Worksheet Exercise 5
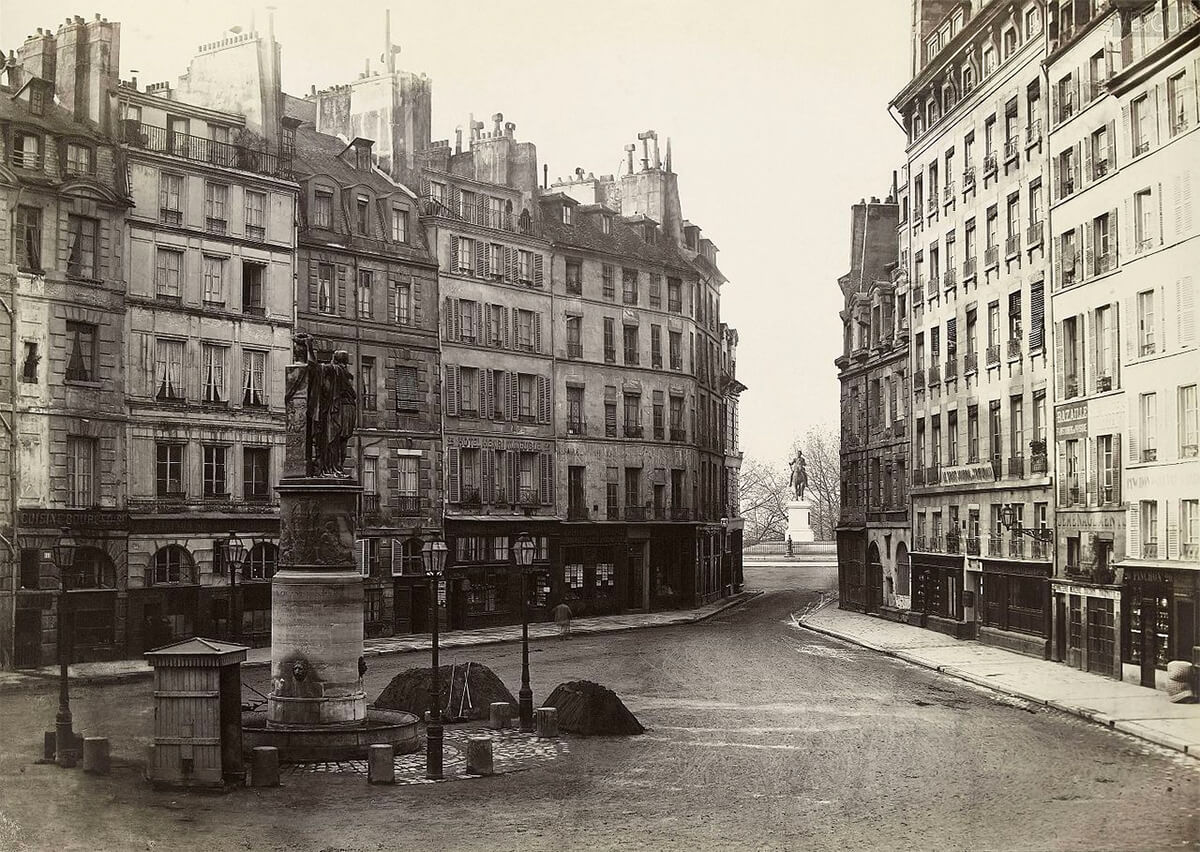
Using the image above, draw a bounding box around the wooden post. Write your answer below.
[536,706,558,738]
[466,737,493,775]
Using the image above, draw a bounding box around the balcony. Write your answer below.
[966,537,981,556]
[1134,138,1151,157]
[1007,337,1023,360]
[1096,374,1113,393]
[962,167,976,191]
[1008,538,1026,559]
[983,153,998,176]
[361,392,377,411]
[670,358,683,372]
[1058,96,1076,124]
[604,349,616,364]
[1026,120,1042,147]
[928,363,941,385]
[670,427,686,442]
[927,197,939,216]
[963,351,978,374]
[121,120,292,178]
[624,351,640,366]
[567,504,589,521]
[943,268,957,290]
[625,506,649,521]
[1183,443,1199,459]
[567,342,583,359]
[1068,483,1082,505]
[460,488,482,509]
[1142,447,1158,462]
[567,419,588,437]
[1005,233,1021,257]
[605,422,617,438]
[1095,251,1115,275]
[988,536,1004,557]
[944,358,958,381]
[924,465,941,485]
[1093,158,1110,180]
[1140,338,1157,356]
[984,245,999,269]
[565,278,582,295]
[1142,541,1159,559]
[1008,455,1025,478]
[913,467,926,487]
[929,535,945,553]
[911,283,924,304]
[914,367,926,388]
[945,535,963,555]
[395,495,421,516]
[362,493,380,515]
[991,457,1003,480]
[624,424,644,439]
[962,257,977,281]
[670,507,692,521]
[986,343,1000,367]
[519,489,540,507]
[1030,539,1050,561]
[943,184,955,204]
[1027,220,1044,247]
[1031,451,1048,474]
[1004,138,1020,162]
[914,535,929,552]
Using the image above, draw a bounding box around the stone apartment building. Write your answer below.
[835,195,908,617]
[893,0,1056,656]
[117,28,297,653]
[284,95,442,639]
[1,18,132,668]
[1045,0,1199,686]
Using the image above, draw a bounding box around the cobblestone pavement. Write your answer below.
[286,729,567,782]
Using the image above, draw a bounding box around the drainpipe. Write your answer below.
[1,278,17,670]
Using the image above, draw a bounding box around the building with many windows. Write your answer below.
[1046,0,1199,686]
[1,17,133,667]
[835,195,907,616]
[117,29,297,653]
[893,0,1056,655]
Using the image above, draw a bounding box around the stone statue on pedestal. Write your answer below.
[789,450,808,501]
[286,333,358,477]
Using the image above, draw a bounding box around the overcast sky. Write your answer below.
[4,0,911,466]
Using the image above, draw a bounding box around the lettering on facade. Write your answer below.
[446,435,552,452]
[1057,511,1120,531]
[939,462,995,484]
[1055,402,1088,440]
[19,508,130,530]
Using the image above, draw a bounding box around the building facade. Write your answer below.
[1,18,132,667]
[894,0,1056,656]
[1047,0,1199,686]
[836,196,908,615]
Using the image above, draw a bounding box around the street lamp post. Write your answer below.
[218,532,248,641]
[421,536,449,780]
[512,532,536,733]
[52,527,78,768]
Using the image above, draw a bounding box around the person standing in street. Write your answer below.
[553,602,573,640]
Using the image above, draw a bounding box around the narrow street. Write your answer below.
[1,564,1196,851]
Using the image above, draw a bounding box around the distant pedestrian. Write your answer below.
[787,535,794,558]
[553,602,573,640]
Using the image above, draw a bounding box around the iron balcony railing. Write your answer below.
[670,427,686,442]
[943,184,955,203]
[943,268,957,289]
[1097,374,1114,393]
[911,283,924,304]
[962,257,977,281]
[913,467,926,487]
[519,489,540,507]
[567,504,589,521]
[1008,337,1023,360]
[928,197,939,215]
[625,506,649,521]
[964,351,978,374]
[1027,220,1044,247]
[566,419,587,437]
[418,195,541,237]
[624,424,644,439]
[985,245,999,268]
[1006,233,1021,256]
[928,363,941,385]
[914,367,926,388]
[991,458,1003,480]
[966,537,981,556]
[915,535,929,551]
[1008,455,1025,478]
[986,343,1001,366]
[1095,251,1115,275]
[362,493,380,514]
[1031,452,1048,474]
[567,342,583,358]
[395,495,421,516]
[121,120,292,179]
[988,536,1004,556]
[962,167,976,190]
[1142,541,1159,559]
[1030,538,1050,560]
[1004,138,1020,161]
[1026,120,1041,146]
[460,488,482,508]
[925,465,941,485]
[944,358,958,381]
[1009,538,1025,559]
[983,153,998,174]
[945,535,963,555]
[670,507,692,521]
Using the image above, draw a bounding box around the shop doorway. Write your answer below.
[1054,593,1067,662]
[15,609,41,669]
[627,546,646,611]
[866,543,884,613]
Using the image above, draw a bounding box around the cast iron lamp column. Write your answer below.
[52,528,78,767]
[421,536,448,779]
[512,532,536,732]
[218,532,248,641]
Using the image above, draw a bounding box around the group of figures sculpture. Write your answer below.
[285,333,359,477]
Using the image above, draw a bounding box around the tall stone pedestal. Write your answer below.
[267,477,365,728]
[786,500,815,544]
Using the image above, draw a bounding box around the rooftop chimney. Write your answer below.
[624,143,636,174]
[492,112,503,135]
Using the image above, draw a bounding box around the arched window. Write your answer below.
[150,545,193,585]
[895,543,911,596]
[963,65,976,93]
[67,547,116,589]
[518,208,533,234]
[244,542,277,581]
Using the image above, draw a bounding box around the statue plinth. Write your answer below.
[267,475,365,728]
[787,499,815,544]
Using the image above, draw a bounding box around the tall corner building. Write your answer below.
[893,0,1056,656]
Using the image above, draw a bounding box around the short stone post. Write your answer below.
[43,732,56,760]
[536,706,558,738]
[367,744,394,784]
[489,701,510,730]
[251,746,280,787]
[82,737,111,775]
[466,737,493,775]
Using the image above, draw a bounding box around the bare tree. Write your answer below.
[793,425,841,541]
[737,457,789,545]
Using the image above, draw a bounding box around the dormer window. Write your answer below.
[963,65,975,94]
[356,196,370,235]
[644,223,656,245]
[12,132,41,170]
[65,143,94,176]
[562,204,572,225]
[29,86,45,116]
[356,146,370,170]
[983,45,997,75]
[601,214,612,235]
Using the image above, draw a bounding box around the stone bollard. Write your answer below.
[251,746,280,788]
[82,737,111,775]
[489,702,510,730]
[466,737,493,775]
[536,706,558,738]
[367,744,395,784]
[43,732,56,761]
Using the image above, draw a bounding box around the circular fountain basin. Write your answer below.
[242,707,421,762]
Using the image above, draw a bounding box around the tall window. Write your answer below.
[397,456,419,498]
[623,325,639,365]
[391,207,409,243]
[201,344,227,403]
[15,205,42,270]
[1142,500,1159,557]
[622,268,639,304]
[396,365,419,410]
[1168,71,1190,135]
[566,316,582,358]
[159,173,183,225]
[1097,434,1117,504]
[1137,289,1156,354]
[1062,315,1080,396]
[156,248,183,298]
[602,265,616,300]
[358,270,374,318]
[64,321,96,383]
[156,443,184,496]
[362,456,378,495]
[567,387,584,432]
[1140,392,1158,461]
[395,282,412,325]
[360,357,377,410]
[66,437,96,507]
[518,250,534,282]
[1132,94,1151,154]
[150,547,187,585]
[1180,384,1199,457]
[1094,305,1115,385]
[1135,189,1155,250]
[516,310,534,351]
[356,196,370,235]
[67,216,97,279]
[202,255,225,304]
[624,467,641,509]
[203,445,228,496]
[1182,500,1200,559]
[603,318,616,363]
[314,190,333,229]
[156,339,185,400]
[651,325,663,368]
[12,131,41,169]
[242,262,265,312]
[244,447,270,501]
[242,349,266,406]
[317,263,334,314]
[205,183,228,233]
[244,190,266,240]
[566,259,582,294]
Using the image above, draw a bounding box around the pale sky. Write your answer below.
[2,0,911,466]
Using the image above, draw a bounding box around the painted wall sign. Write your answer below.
[19,508,130,530]
[446,435,552,452]
[1055,402,1088,440]
[939,462,996,484]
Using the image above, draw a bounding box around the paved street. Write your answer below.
[1,564,1197,851]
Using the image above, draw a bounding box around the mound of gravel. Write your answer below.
[373,662,516,722]
[543,680,644,736]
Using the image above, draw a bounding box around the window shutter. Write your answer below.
[534,312,543,353]
[483,368,494,418]
[1083,137,1093,187]
[357,540,368,577]
[1030,279,1045,350]
[1114,435,1122,503]
[391,538,404,576]
[1128,505,1141,556]
[504,246,514,283]
[1168,509,1180,559]
[1107,120,1117,170]
[475,302,483,343]
[1054,320,1065,397]
[482,303,493,345]
[1073,142,1082,192]
[1084,221,1095,276]
[1153,182,1164,246]
[501,307,510,349]
[474,239,485,278]
[482,244,492,279]
[1152,83,1162,146]
[481,446,494,503]
[445,364,460,416]
[1178,276,1196,346]
[308,264,319,313]
[534,254,544,289]
[475,193,486,226]
[1174,170,1194,238]
[537,375,550,424]
[1083,308,1096,389]
[1127,402,1140,463]
[1159,284,1168,352]
[509,371,519,419]
[442,296,453,340]
[1076,311,1087,392]
[508,451,520,503]
[1057,443,1069,505]
[450,236,459,274]
[1053,233,1062,285]
[449,185,461,217]
[1121,102,1132,153]
[420,177,431,199]
[337,265,348,318]
[447,447,461,504]
[452,298,462,341]
[1121,196,1133,261]
[539,453,554,505]
[1086,437,1098,506]
[512,307,520,348]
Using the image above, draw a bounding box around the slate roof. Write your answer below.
[1,79,107,140]
[537,197,696,274]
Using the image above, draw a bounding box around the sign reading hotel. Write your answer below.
[939,462,996,485]
[1055,401,1088,441]
[445,434,551,452]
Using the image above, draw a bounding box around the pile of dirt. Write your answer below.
[372,662,516,722]
[543,680,644,736]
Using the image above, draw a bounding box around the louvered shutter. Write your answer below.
[511,307,520,349]
[484,368,495,418]
[508,451,520,503]
[504,246,514,283]
[1152,182,1164,246]
[446,364,461,416]
[1076,311,1087,392]
[475,302,483,344]
[308,263,319,313]
[1128,505,1141,557]
[1127,399,1141,463]
[474,239,485,278]
[1080,60,1091,111]
[420,177,430,199]
[1030,279,1045,351]
[452,298,462,341]
[481,303,493,346]
[482,244,492,280]
[1084,309,1096,391]
[537,375,550,424]
[1057,443,1068,505]
[1084,220,1095,277]
[1110,301,1122,389]
[447,447,461,504]
[442,296,453,340]
[357,540,368,577]
[539,453,554,506]
[1074,225,1084,284]
[450,236,459,274]
[1152,83,1162,146]
[946,317,957,352]
[1107,120,1117,170]
[509,371,519,420]
[1168,508,1180,559]
[1073,142,1082,192]
[1083,134,1093,187]
[1159,284,1168,353]
[475,193,486,226]
[1178,277,1196,346]
[1114,435,1122,503]
[534,312,543,353]
[1121,197,1134,260]
[1121,102,1132,156]
[501,371,512,420]
[1053,231,1063,285]
[1086,437,1098,506]
[502,307,510,349]
[1054,321,1065,398]
[481,447,494,504]
[337,265,348,317]
[1174,171,1194,239]
[449,185,461,218]
[533,254,544,288]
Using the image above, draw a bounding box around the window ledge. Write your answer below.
[65,379,103,389]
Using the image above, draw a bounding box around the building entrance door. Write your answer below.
[627,546,645,611]
[14,609,41,668]
[1054,593,1067,662]
[866,544,884,613]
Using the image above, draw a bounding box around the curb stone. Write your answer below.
[796,616,1199,759]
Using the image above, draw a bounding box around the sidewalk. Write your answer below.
[798,603,1200,758]
[0,590,760,693]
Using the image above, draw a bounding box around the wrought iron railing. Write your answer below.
[985,245,999,267]
[121,120,292,179]
[625,506,649,521]
[670,507,692,521]
[1008,455,1025,478]
[964,351,978,373]
[986,343,1000,366]
[962,257,977,280]
[1008,337,1023,360]
[1006,233,1021,256]
[1027,220,1044,247]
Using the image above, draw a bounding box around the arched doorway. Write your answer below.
[895,542,911,605]
[67,546,119,661]
[866,542,884,613]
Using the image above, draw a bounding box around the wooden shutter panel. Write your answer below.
[482,302,493,346]
[1128,505,1141,557]
[534,312,543,353]
[504,246,514,283]
[475,193,486,227]
[1168,508,1180,559]
[450,236,459,274]
[1083,135,1093,187]
[474,239,485,278]
[1154,182,1164,246]
[482,244,492,280]
[445,364,460,416]
[1084,221,1095,277]
[1152,84,1162,146]
[508,451,520,503]
[1107,120,1117,170]
[452,298,462,341]
[308,263,319,313]
[539,453,554,505]
[420,177,431,198]
[1086,437,1098,506]
[1084,309,1096,391]
[481,447,494,504]
[509,371,519,420]
[1159,284,1168,352]
[1073,142,1082,192]
[533,254,544,288]
[512,307,520,349]
[357,540,368,577]
[1053,232,1063,285]
[1178,276,1196,346]
[449,186,461,218]
[1030,279,1045,351]
[1057,443,1069,505]
[537,375,550,424]
[502,307,510,349]
[1114,435,1122,503]
[476,302,483,343]
[336,265,348,317]
[1121,102,1132,155]
[442,296,453,339]
[1121,197,1133,261]
[1054,320,1065,398]
[1127,400,1140,463]
[1174,170,1194,239]
[447,447,461,504]
[482,368,494,418]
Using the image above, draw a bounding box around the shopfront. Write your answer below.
[1123,566,1198,689]
[978,559,1051,659]
[910,552,969,637]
